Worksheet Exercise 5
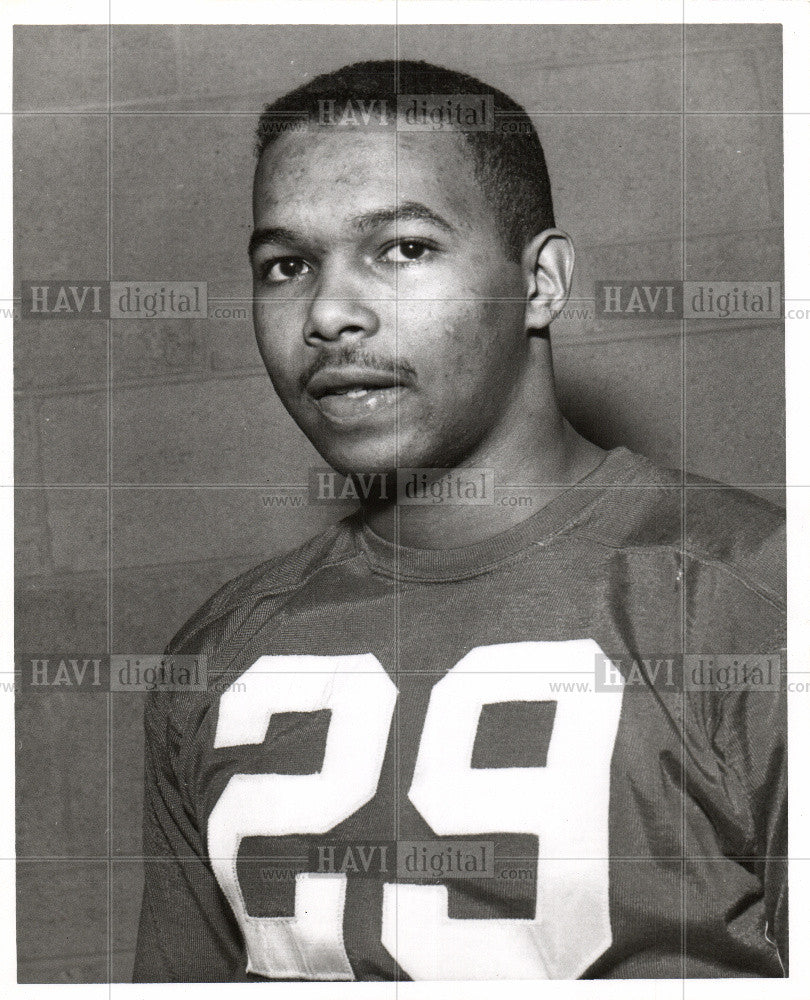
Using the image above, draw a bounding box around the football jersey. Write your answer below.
[133,447,787,982]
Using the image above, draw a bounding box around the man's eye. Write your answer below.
[261,258,311,283]
[381,240,432,264]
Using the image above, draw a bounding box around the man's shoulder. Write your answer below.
[580,450,785,606]
[166,514,360,655]
[144,517,362,742]
[678,473,785,604]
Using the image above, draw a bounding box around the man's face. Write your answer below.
[251,125,528,474]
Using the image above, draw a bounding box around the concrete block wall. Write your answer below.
[14,24,784,981]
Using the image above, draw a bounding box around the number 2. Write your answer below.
[208,641,624,980]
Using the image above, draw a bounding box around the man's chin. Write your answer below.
[318,453,403,480]
[310,435,416,480]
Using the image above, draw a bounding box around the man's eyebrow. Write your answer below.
[248,202,455,258]
[349,201,455,234]
[248,226,305,259]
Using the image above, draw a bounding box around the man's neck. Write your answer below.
[361,423,606,550]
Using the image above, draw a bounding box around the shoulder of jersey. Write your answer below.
[578,452,785,607]
[166,515,358,656]
[679,470,785,606]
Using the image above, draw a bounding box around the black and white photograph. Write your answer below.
[7,3,809,993]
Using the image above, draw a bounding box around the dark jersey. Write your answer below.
[133,447,787,981]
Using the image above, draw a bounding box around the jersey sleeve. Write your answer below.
[714,661,788,972]
[132,688,249,982]
[131,549,320,982]
[683,503,787,973]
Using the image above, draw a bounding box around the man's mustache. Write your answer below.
[298,346,417,393]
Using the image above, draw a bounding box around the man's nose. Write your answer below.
[303,260,381,345]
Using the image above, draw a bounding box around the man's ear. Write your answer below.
[522,228,575,332]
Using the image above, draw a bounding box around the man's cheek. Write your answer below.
[400,298,486,348]
[480,294,524,340]
[255,306,302,361]
[441,301,510,372]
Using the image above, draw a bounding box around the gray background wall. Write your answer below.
[14,24,784,982]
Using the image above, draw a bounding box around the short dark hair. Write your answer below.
[255,59,555,260]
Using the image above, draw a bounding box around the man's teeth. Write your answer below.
[324,385,398,398]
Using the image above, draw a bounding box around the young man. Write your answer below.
[134,61,786,981]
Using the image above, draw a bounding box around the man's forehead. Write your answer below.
[253,127,484,231]
[254,132,395,217]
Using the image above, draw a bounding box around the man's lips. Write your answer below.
[305,366,410,400]
[305,367,413,424]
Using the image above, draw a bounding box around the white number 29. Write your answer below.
[208,641,624,980]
